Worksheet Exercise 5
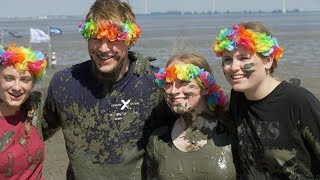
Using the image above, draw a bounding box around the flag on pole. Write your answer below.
[30,28,50,43]
[49,27,63,36]
[8,31,22,38]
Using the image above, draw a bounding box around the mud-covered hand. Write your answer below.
[129,51,156,76]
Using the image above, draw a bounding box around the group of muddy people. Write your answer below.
[0,0,320,179]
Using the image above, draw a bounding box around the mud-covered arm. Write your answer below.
[297,91,320,160]
[146,134,159,179]
[128,51,156,76]
[42,78,62,141]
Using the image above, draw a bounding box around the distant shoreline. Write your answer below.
[1,10,320,20]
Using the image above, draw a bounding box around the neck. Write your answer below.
[0,103,20,116]
[180,111,216,130]
[244,76,280,100]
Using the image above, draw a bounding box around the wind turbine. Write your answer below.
[212,0,216,14]
[144,0,149,14]
[282,0,286,14]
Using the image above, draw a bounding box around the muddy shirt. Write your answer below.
[146,125,236,180]
[230,81,320,179]
[0,112,45,180]
[43,60,174,180]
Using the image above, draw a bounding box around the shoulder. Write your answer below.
[280,81,319,104]
[148,127,171,146]
[147,126,171,156]
[50,61,91,86]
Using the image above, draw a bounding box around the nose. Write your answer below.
[165,81,180,95]
[230,59,241,72]
[99,38,112,53]
[12,80,22,91]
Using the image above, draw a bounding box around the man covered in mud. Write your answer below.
[43,0,175,179]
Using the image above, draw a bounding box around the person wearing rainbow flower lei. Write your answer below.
[213,21,320,179]
[146,53,236,179]
[0,43,47,179]
[42,0,175,179]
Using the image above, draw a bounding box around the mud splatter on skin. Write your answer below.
[181,112,217,151]
[243,63,256,75]
[90,51,128,83]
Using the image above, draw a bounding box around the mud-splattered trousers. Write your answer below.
[230,81,320,179]
[0,93,44,180]
[43,60,175,180]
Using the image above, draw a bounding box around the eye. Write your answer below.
[180,80,190,84]
[3,75,14,82]
[240,56,251,61]
[222,58,233,66]
[21,77,32,83]
[164,82,172,88]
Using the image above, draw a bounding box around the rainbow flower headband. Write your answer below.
[213,24,284,61]
[155,63,227,111]
[0,44,47,80]
[78,18,141,45]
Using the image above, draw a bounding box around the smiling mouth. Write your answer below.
[98,55,113,61]
[172,98,186,104]
[9,92,23,98]
[231,74,247,80]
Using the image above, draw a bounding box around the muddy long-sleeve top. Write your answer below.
[43,60,175,180]
[0,92,44,180]
[146,125,236,180]
[230,81,320,179]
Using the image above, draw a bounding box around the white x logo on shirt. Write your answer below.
[121,99,131,110]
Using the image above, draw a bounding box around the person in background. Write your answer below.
[0,43,47,179]
[42,0,175,179]
[51,51,57,69]
[146,53,236,179]
[212,21,320,179]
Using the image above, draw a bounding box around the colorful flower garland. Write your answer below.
[0,44,47,80]
[155,63,227,111]
[78,18,141,45]
[212,24,284,61]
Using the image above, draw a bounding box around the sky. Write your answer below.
[1,0,320,18]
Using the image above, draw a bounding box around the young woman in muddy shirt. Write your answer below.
[146,53,236,180]
[0,44,47,179]
[213,21,320,179]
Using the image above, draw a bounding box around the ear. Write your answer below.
[263,55,274,70]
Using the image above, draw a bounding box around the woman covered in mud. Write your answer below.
[0,44,47,179]
[212,21,320,179]
[146,53,236,179]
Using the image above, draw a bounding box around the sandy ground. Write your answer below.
[43,130,69,180]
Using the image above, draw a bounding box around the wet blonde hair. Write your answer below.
[86,0,136,31]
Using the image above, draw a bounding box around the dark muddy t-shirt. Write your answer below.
[43,60,174,180]
[146,125,236,180]
[230,81,320,179]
